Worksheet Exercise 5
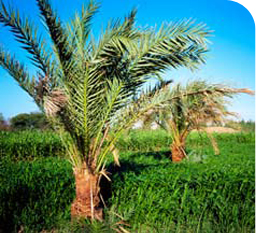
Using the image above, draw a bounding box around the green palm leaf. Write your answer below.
[0,47,35,96]
[0,0,53,76]
[36,0,73,79]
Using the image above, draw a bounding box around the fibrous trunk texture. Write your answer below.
[71,169,103,220]
[171,140,186,162]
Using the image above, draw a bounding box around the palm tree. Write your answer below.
[147,80,254,162]
[0,0,211,219]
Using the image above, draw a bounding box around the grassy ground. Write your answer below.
[0,130,254,232]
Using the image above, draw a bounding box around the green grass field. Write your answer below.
[0,130,254,232]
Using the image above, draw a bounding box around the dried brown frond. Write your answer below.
[43,89,68,117]
[230,88,255,96]
[237,88,255,95]
[35,74,50,102]
[216,87,255,96]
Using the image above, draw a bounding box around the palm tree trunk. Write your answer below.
[71,168,103,220]
[171,140,186,162]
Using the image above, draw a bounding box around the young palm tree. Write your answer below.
[0,0,211,219]
[147,80,254,162]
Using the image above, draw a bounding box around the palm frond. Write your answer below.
[36,0,73,78]
[0,1,53,75]
[0,47,35,96]
[90,9,140,71]
[67,0,100,62]
[129,19,211,78]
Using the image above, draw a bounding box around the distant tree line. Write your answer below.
[0,112,255,132]
[0,112,50,131]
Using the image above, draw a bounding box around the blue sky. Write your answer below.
[0,0,255,120]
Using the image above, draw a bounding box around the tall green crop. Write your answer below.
[0,131,65,160]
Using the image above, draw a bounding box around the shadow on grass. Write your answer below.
[108,149,174,175]
[0,185,30,233]
[100,150,173,205]
[122,150,171,161]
